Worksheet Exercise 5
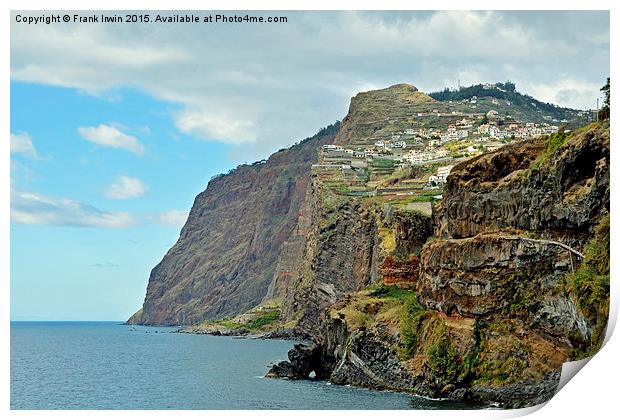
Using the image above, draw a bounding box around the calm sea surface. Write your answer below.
[10,321,472,409]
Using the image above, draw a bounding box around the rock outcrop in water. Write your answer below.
[267,313,563,408]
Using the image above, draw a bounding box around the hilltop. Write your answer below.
[430,81,589,126]
[334,83,437,146]
[312,82,593,208]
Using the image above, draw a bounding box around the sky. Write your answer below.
[9,10,610,320]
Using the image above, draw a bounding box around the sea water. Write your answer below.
[10,321,474,410]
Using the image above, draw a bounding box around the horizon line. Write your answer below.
[10,319,126,322]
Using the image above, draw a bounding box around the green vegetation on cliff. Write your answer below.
[399,293,430,358]
[243,310,281,330]
[427,326,462,387]
[523,130,572,177]
[331,285,417,332]
[565,215,610,353]
[188,305,282,333]
[370,284,412,300]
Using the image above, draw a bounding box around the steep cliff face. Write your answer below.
[279,182,383,334]
[274,177,434,335]
[129,124,339,325]
[420,123,609,352]
[419,236,577,317]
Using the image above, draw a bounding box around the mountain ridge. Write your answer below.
[429,81,587,125]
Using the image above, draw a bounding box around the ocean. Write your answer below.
[10,321,472,409]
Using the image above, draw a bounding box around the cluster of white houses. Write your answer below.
[319,114,562,170]
[402,147,450,164]
[477,122,559,140]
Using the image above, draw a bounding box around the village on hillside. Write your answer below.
[312,108,563,206]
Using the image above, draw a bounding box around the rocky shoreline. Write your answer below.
[264,320,561,409]
[176,325,312,341]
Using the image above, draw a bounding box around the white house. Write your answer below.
[435,148,449,159]
[436,165,454,183]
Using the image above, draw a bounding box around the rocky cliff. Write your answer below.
[275,178,432,335]
[268,123,610,408]
[434,125,609,243]
[128,123,339,325]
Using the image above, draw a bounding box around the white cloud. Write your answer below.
[78,124,145,155]
[10,23,187,94]
[150,210,189,226]
[105,176,148,200]
[11,189,190,229]
[11,190,136,228]
[174,109,257,144]
[10,132,38,159]
[522,78,604,110]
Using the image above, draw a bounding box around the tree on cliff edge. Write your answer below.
[599,77,610,121]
